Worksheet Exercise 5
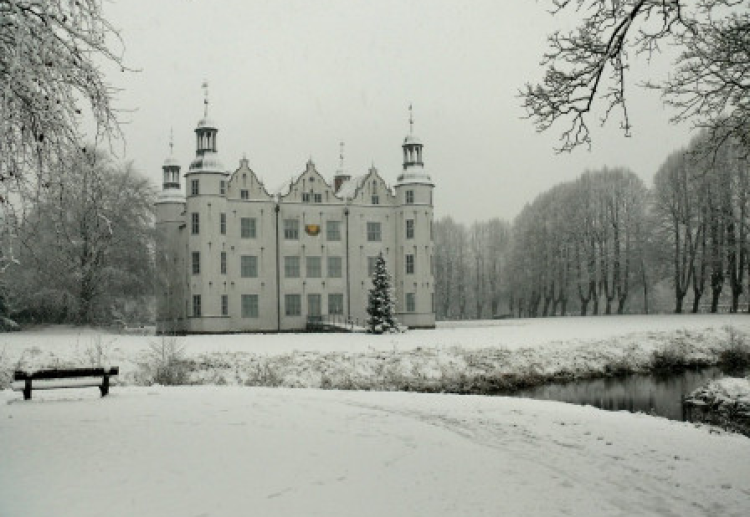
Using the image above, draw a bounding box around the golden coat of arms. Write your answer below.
[305,224,321,236]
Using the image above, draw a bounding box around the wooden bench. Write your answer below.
[12,367,119,400]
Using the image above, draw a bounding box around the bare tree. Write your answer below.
[1,0,125,183]
[652,148,704,313]
[8,149,154,324]
[521,1,750,154]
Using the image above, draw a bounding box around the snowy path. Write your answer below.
[2,387,749,517]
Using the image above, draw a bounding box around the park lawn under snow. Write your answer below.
[1,314,749,390]
[2,316,750,516]
[1,386,750,517]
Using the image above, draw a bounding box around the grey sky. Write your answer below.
[105,0,692,222]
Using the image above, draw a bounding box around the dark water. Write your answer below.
[515,366,749,421]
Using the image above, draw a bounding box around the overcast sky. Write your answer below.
[103,0,693,223]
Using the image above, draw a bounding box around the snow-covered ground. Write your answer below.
[2,386,749,517]
[5,314,750,356]
[2,314,748,390]
[2,316,750,516]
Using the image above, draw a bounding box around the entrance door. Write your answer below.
[307,294,322,319]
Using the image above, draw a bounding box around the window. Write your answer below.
[328,293,344,315]
[191,213,199,235]
[220,180,226,196]
[406,219,415,239]
[192,295,202,317]
[220,252,227,275]
[367,222,381,242]
[241,217,256,239]
[191,179,199,196]
[307,294,321,317]
[220,213,226,235]
[241,255,258,278]
[406,254,415,274]
[240,189,249,200]
[284,219,299,240]
[367,256,378,277]
[221,295,228,316]
[406,190,414,204]
[241,294,259,318]
[406,293,416,312]
[314,193,322,203]
[302,192,310,202]
[285,294,301,316]
[284,256,300,278]
[372,195,379,205]
[326,221,341,241]
[306,256,322,278]
[327,256,342,278]
[192,251,200,275]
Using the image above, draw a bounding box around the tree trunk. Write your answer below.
[675,293,685,314]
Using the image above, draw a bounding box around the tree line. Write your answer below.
[434,136,750,319]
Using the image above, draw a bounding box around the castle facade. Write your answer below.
[155,101,435,333]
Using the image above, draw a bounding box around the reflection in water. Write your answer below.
[515,367,748,421]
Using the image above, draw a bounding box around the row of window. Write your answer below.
[191,253,418,277]
[191,179,247,199]
[191,216,418,241]
[191,293,344,318]
[190,179,419,205]
[191,292,416,318]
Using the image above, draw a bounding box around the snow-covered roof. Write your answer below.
[403,134,422,145]
[156,188,185,204]
[189,151,226,173]
[162,156,180,168]
[335,174,367,199]
[273,177,296,197]
[196,116,218,129]
[396,166,433,187]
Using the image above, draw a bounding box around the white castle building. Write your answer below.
[155,97,435,334]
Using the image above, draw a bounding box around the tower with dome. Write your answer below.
[155,90,435,334]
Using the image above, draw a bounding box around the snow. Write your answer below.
[1,316,750,515]
[335,174,367,199]
[688,377,750,407]
[2,315,749,389]
[1,386,749,517]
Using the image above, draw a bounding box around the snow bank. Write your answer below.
[685,377,750,436]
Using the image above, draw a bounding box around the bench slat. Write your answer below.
[13,367,119,381]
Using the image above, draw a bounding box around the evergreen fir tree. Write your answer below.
[366,253,399,334]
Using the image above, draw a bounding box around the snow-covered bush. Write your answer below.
[79,335,113,368]
[140,335,190,386]
[650,336,696,371]
[719,327,750,371]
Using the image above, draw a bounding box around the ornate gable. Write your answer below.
[342,166,395,206]
[227,157,272,201]
[277,159,341,205]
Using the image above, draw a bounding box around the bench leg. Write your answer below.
[100,375,110,397]
[23,379,32,401]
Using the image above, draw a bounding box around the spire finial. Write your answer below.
[202,80,209,117]
[409,104,413,134]
[169,127,174,155]
[339,141,345,170]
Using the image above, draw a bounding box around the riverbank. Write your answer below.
[2,316,749,395]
